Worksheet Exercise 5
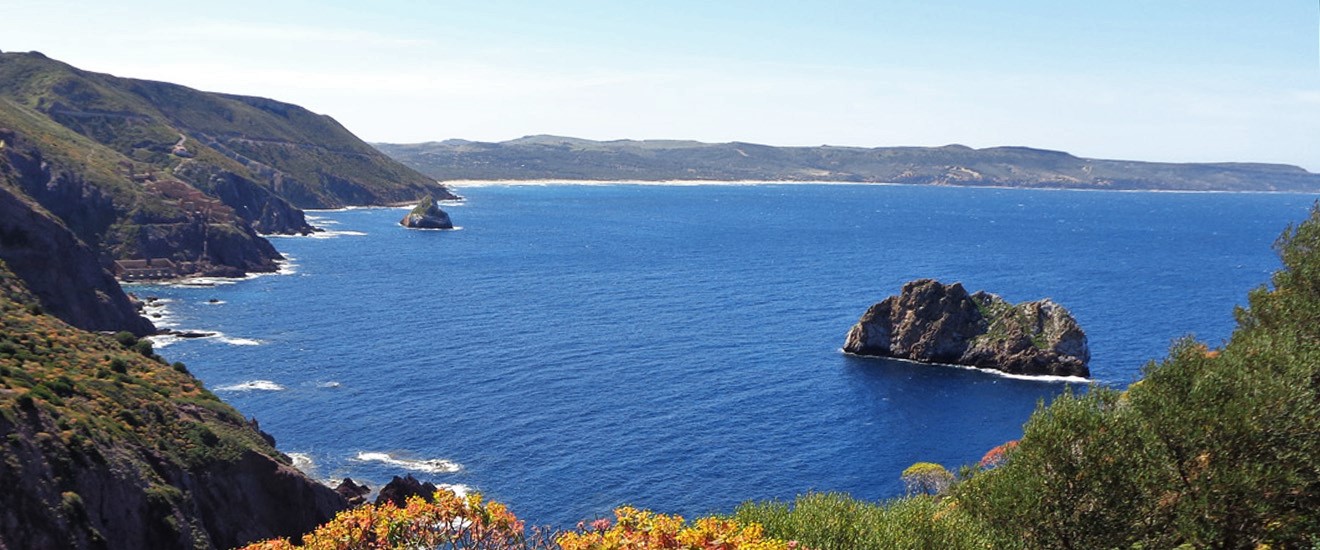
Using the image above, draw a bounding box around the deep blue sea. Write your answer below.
[133,184,1316,528]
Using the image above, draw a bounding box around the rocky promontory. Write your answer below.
[400,196,454,229]
[844,279,1090,377]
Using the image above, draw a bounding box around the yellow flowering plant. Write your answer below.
[556,506,799,550]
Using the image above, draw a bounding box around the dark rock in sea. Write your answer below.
[400,196,454,229]
[334,478,372,507]
[844,279,1090,377]
[375,475,440,507]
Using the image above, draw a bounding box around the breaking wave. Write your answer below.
[214,380,285,392]
[354,452,462,474]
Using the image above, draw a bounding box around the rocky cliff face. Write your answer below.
[0,184,154,335]
[0,264,348,548]
[172,161,314,236]
[0,51,460,282]
[844,279,1090,377]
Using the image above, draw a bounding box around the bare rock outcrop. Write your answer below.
[375,475,440,507]
[844,279,1090,377]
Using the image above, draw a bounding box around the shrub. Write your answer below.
[113,331,137,348]
[557,506,793,550]
[900,463,953,496]
[735,492,994,550]
[241,489,555,550]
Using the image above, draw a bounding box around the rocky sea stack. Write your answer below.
[400,196,454,229]
[844,279,1090,377]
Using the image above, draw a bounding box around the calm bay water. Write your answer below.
[136,184,1316,527]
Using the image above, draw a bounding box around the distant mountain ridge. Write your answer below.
[378,135,1320,192]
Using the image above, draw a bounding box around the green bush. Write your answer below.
[735,492,995,550]
[954,204,1320,548]
[113,331,137,348]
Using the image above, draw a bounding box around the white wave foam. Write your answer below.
[140,299,179,327]
[354,452,462,474]
[166,277,238,287]
[287,452,315,473]
[303,205,376,212]
[839,349,1091,384]
[203,300,226,305]
[215,380,285,392]
[299,229,367,239]
[440,483,472,497]
[217,335,263,346]
[315,381,342,388]
[145,334,182,348]
[404,226,462,231]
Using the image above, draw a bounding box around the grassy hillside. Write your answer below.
[378,135,1320,192]
[0,259,344,548]
[0,50,459,284]
[0,51,454,209]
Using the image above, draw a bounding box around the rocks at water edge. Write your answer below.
[375,475,440,507]
[400,196,453,229]
[334,478,372,507]
[843,279,1090,377]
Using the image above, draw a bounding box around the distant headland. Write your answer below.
[376,135,1320,193]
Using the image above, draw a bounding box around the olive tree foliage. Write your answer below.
[956,204,1320,549]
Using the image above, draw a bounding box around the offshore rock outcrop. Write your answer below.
[400,196,454,229]
[844,279,1090,377]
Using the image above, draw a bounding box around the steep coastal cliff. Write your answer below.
[0,261,347,549]
[844,279,1089,377]
[0,51,457,280]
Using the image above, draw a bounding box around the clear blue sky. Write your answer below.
[3,0,1318,169]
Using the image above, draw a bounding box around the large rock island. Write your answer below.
[844,279,1090,377]
[400,196,454,229]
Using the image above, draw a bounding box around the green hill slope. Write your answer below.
[0,51,456,281]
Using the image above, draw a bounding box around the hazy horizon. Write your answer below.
[3,0,1318,170]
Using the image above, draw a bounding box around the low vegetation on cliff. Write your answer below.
[0,260,345,549]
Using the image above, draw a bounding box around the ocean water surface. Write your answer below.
[135,184,1316,527]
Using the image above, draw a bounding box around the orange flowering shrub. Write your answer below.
[241,489,551,550]
[556,506,797,550]
[977,440,1019,469]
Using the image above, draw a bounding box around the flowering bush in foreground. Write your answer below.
[241,490,791,550]
[241,489,553,550]
[556,506,796,550]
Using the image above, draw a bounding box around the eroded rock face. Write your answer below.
[844,279,1090,377]
[400,196,453,229]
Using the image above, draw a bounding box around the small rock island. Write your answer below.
[843,279,1090,377]
[400,196,454,229]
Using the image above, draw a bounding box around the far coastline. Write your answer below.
[439,179,1320,195]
